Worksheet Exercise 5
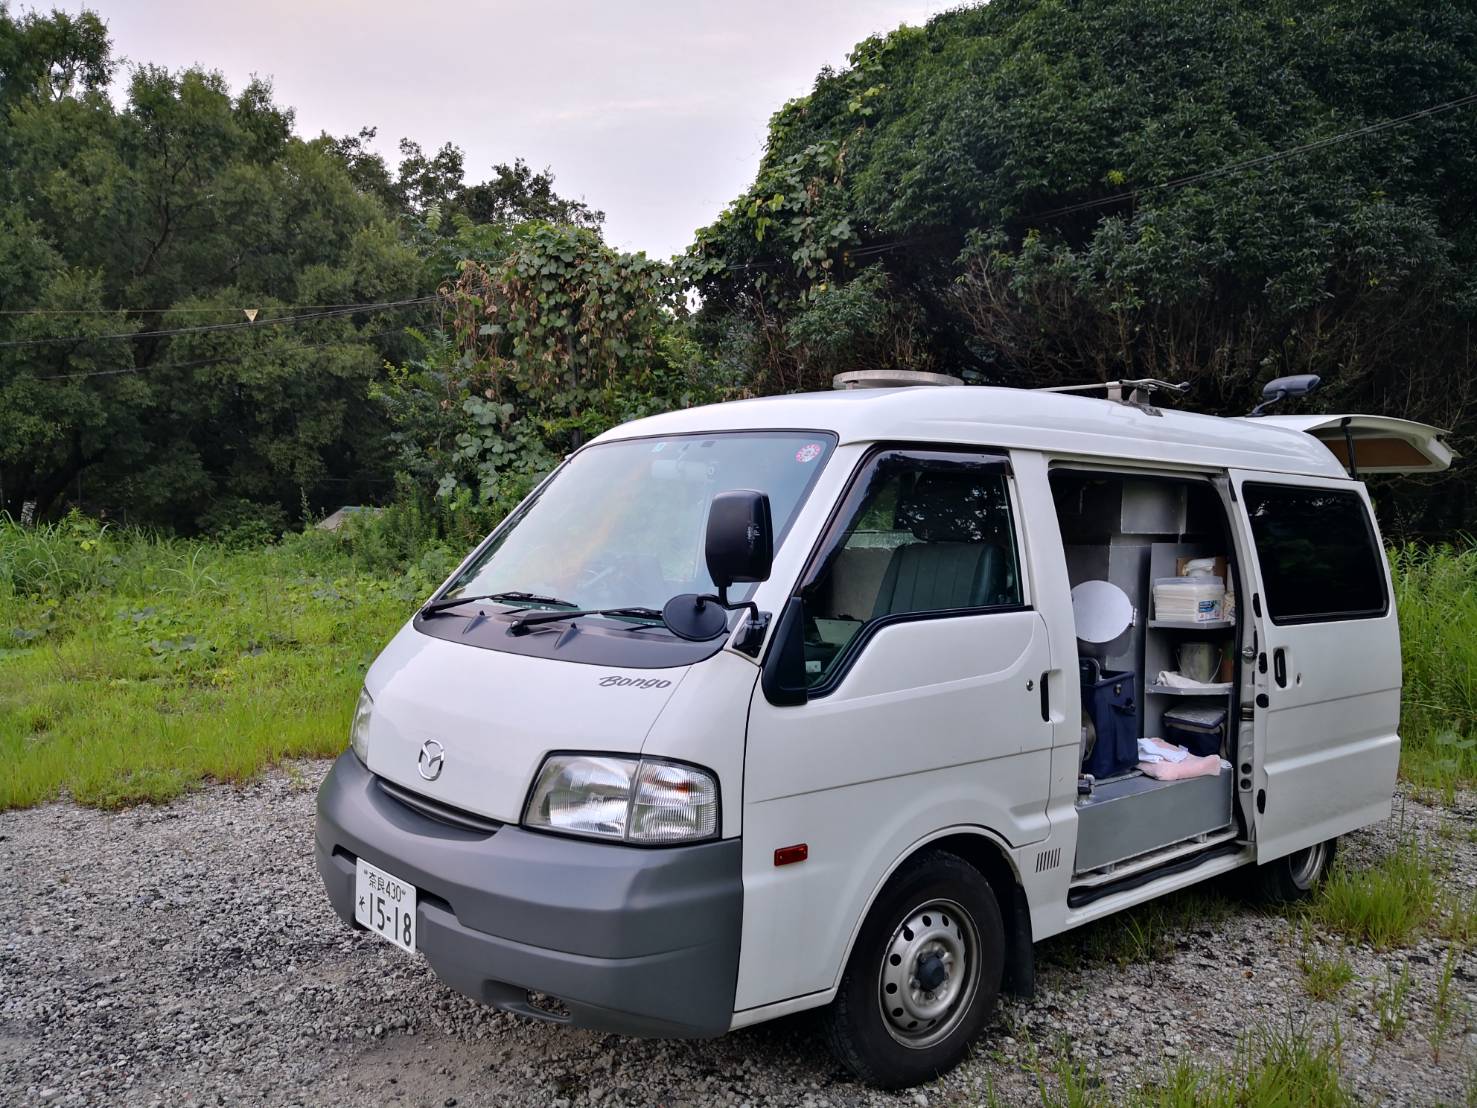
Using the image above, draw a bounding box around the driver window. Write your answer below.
[799,452,1022,687]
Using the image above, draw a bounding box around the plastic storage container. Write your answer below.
[1080,659,1138,779]
[1153,575,1225,623]
[1162,703,1228,758]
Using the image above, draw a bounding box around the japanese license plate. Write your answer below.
[354,858,417,954]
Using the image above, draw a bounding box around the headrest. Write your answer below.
[896,473,1002,542]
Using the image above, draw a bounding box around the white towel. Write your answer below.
[1155,670,1223,689]
[1139,737,1190,763]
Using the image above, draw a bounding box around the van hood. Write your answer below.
[360,622,689,822]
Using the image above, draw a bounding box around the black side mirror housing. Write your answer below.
[705,490,773,595]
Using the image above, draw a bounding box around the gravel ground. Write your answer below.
[3,763,1475,1107]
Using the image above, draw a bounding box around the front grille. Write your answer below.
[375,776,504,835]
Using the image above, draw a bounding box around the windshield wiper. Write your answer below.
[420,591,578,618]
[507,606,665,634]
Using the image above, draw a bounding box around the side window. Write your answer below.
[1243,483,1387,624]
[798,451,1022,688]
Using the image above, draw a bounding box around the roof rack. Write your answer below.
[1037,378,1191,415]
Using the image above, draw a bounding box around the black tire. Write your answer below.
[1249,837,1338,903]
[821,851,1004,1089]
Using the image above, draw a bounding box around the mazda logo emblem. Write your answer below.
[417,739,445,781]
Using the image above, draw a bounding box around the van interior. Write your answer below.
[1049,470,1244,893]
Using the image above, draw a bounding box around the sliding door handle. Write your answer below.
[1272,648,1287,688]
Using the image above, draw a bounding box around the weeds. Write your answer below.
[1040,883,1236,969]
[1390,545,1477,791]
[1436,883,1477,948]
[1045,1022,1353,1107]
[1299,947,1356,1001]
[1430,949,1469,1062]
[1373,963,1413,1043]
[1308,837,1437,948]
[0,515,410,809]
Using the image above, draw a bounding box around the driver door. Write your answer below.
[734,448,1054,1011]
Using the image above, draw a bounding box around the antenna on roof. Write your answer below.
[1247,374,1321,417]
[1037,378,1191,415]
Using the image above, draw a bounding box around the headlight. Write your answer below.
[349,688,373,764]
[523,754,719,844]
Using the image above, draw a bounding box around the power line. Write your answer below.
[711,89,1477,276]
[0,299,428,316]
[0,297,438,350]
[35,327,413,381]
[1021,90,1477,223]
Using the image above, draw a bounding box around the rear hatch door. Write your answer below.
[1244,414,1456,475]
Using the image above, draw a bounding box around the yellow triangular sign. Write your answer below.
[243,308,259,322]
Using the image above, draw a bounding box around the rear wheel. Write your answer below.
[821,851,1003,1089]
[1251,837,1338,903]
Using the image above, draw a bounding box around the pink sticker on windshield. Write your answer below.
[795,443,823,464]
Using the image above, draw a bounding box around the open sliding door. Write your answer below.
[1228,471,1401,862]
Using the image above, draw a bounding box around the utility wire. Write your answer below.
[0,300,427,316]
[1017,90,1477,222]
[0,296,438,350]
[714,89,1477,273]
[35,327,412,381]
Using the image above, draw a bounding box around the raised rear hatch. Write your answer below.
[1245,414,1456,475]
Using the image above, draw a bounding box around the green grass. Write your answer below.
[1039,882,1237,969]
[1390,544,1477,793]
[1030,1023,1352,1107]
[0,514,442,808]
[1298,946,1356,1001]
[2,524,1474,811]
[1437,883,1477,948]
[1307,836,1438,949]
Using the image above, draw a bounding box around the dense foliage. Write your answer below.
[377,220,722,531]
[0,5,641,534]
[3,1,1476,536]
[687,0,1477,532]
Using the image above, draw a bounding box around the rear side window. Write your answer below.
[1243,484,1387,624]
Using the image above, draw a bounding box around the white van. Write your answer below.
[315,380,1453,1088]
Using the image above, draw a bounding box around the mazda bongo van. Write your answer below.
[315,378,1453,1088]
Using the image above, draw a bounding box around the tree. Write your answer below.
[0,3,110,109]
[378,220,714,521]
[687,0,1477,531]
[0,14,423,527]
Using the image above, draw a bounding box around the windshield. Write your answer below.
[441,432,836,614]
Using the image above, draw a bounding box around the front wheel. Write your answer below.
[821,851,1003,1089]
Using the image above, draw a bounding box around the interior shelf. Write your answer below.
[1147,682,1233,696]
[1148,619,1234,630]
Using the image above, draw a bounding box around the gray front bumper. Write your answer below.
[315,751,742,1038]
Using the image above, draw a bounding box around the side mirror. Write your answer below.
[661,490,775,647]
[1249,373,1321,417]
[705,490,773,599]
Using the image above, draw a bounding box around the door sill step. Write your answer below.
[1067,835,1245,908]
[1071,827,1239,888]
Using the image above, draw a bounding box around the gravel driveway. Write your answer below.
[3,764,1475,1107]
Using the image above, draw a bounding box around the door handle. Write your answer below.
[1039,671,1051,722]
[1273,648,1287,688]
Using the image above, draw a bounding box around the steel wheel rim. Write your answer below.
[876,897,980,1049]
[1289,841,1328,889]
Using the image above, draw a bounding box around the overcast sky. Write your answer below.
[61,0,960,259]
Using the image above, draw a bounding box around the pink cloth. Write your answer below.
[1138,751,1222,780]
